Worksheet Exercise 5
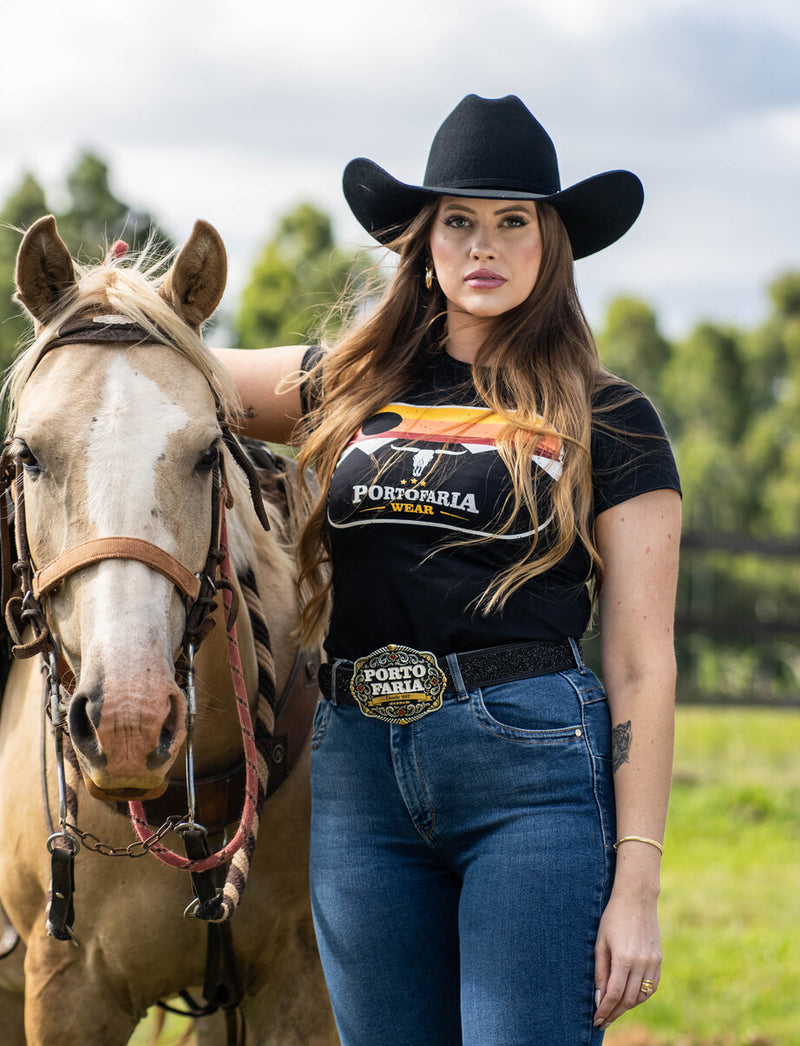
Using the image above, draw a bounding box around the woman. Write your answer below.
[216,94,681,1045]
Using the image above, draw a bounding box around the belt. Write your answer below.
[318,639,581,725]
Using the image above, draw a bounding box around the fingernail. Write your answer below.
[594,989,601,1009]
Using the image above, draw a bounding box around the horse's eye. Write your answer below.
[14,439,42,475]
[195,443,220,474]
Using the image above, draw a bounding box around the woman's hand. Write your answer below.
[593,859,663,1029]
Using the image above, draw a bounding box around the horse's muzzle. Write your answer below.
[68,679,186,799]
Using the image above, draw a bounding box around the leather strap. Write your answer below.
[33,536,201,601]
[46,845,77,942]
[320,638,581,702]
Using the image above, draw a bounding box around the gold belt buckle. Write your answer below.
[349,644,448,725]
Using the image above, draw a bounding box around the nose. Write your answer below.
[68,677,186,791]
[470,225,496,260]
[68,684,106,766]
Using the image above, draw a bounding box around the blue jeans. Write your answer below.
[309,654,616,1046]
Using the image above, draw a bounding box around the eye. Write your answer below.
[443,214,471,229]
[13,439,42,476]
[194,441,221,474]
[500,214,529,228]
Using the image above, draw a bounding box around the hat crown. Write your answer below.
[423,94,561,196]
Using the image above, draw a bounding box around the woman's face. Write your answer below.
[428,196,542,323]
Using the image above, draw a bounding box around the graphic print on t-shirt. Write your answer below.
[327,401,564,540]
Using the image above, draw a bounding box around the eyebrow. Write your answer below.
[441,202,536,215]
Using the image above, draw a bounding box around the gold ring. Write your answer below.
[639,979,655,995]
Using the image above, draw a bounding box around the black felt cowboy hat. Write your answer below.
[343,94,644,260]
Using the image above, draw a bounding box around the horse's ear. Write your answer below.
[15,215,77,324]
[159,220,227,329]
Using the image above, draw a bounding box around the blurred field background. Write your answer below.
[129,706,800,1046]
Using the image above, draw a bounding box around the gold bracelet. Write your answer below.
[613,835,664,855]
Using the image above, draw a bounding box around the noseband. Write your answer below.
[33,537,202,602]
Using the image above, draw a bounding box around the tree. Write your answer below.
[598,283,800,706]
[0,153,173,373]
[0,173,49,370]
[744,274,800,537]
[236,202,374,348]
[56,152,169,262]
[597,296,673,421]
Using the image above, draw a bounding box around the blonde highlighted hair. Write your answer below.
[295,201,615,645]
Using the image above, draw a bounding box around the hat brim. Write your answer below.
[343,157,643,260]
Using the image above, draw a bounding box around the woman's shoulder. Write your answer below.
[589,377,681,511]
[591,378,668,437]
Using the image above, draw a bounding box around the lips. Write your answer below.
[465,269,507,289]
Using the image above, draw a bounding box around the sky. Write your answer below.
[2,0,799,340]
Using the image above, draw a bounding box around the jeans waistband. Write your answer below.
[318,638,583,704]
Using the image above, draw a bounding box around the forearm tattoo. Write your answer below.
[611,720,632,773]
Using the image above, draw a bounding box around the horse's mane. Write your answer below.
[3,248,243,432]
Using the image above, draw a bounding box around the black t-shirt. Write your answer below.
[305,350,680,661]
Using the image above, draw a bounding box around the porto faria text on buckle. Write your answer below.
[349,644,448,725]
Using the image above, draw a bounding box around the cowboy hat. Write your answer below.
[343,94,643,260]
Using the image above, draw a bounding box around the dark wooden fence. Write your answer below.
[583,531,800,708]
[675,531,800,707]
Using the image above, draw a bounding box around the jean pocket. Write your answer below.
[560,670,613,764]
[310,698,333,750]
[472,674,585,743]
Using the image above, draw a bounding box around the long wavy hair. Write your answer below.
[295,200,617,645]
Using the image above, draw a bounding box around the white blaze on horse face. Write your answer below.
[80,355,192,672]
[85,355,190,541]
[62,354,198,790]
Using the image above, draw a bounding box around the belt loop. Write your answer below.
[568,637,586,673]
[330,658,349,705]
[444,653,469,700]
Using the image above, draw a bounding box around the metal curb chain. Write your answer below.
[62,814,185,858]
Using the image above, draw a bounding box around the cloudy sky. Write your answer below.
[2,0,798,338]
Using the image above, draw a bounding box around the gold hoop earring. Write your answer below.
[425,265,434,290]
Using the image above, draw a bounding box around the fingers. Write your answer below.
[593,965,660,1030]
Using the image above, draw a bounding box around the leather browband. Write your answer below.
[33,536,201,601]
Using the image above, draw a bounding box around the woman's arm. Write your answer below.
[212,345,311,443]
[591,487,681,1030]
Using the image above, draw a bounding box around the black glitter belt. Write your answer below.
[318,638,581,721]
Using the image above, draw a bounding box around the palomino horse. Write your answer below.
[0,217,337,1045]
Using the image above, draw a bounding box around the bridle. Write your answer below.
[0,317,275,915]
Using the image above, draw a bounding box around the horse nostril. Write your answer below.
[68,689,106,764]
[146,690,183,771]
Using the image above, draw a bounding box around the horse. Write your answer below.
[0,903,26,1045]
[0,216,337,1045]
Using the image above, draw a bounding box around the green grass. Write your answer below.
[606,707,800,1046]
[131,708,800,1045]
[129,1008,194,1045]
